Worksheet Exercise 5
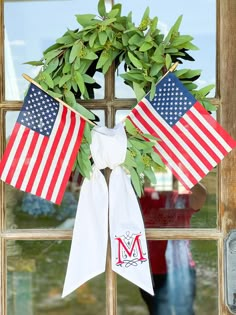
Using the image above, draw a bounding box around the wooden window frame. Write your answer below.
[0,1,236,314]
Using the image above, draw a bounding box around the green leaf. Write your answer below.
[178,69,201,79]
[74,71,85,94]
[150,16,158,33]
[183,82,198,90]
[150,81,156,100]
[75,14,97,27]
[69,42,82,63]
[128,34,144,46]
[64,90,76,106]
[40,82,48,91]
[83,74,96,84]
[43,43,62,55]
[196,84,215,97]
[144,168,156,185]
[98,0,106,17]
[83,122,92,144]
[165,54,172,69]
[43,73,54,88]
[62,63,71,74]
[83,50,98,60]
[164,15,183,45]
[152,47,165,63]
[182,42,199,50]
[141,133,159,141]
[129,167,142,197]
[73,57,81,70]
[23,60,44,66]
[96,50,110,69]
[129,139,154,150]
[56,35,75,45]
[171,35,194,47]
[150,63,163,77]
[200,99,217,112]
[171,15,183,33]
[100,18,116,26]
[107,8,120,18]
[122,33,129,46]
[151,151,165,167]
[44,50,62,63]
[125,119,139,136]
[47,90,63,99]
[128,52,142,68]
[139,42,153,52]
[124,150,137,168]
[174,69,189,77]
[77,150,92,179]
[59,74,71,87]
[133,82,145,101]
[98,31,108,45]
[73,102,96,120]
[89,32,98,47]
[45,58,59,74]
[120,71,144,81]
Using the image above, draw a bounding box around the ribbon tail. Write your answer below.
[109,167,154,295]
[62,168,108,298]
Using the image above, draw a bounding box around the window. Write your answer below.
[1,1,236,314]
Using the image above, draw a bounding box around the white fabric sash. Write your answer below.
[62,123,153,297]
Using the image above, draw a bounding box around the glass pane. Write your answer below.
[7,240,106,315]
[117,240,218,315]
[140,170,217,228]
[115,109,130,124]
[4,0,104,100]
[115,0,216,98]
[92,109,105,126]
[5,111,97,229]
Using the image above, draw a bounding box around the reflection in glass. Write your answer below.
[7,240,106,315]
[115,0,216,98]
[140,170,217,228]
[117,240,217,315]
[6,176,81,229]
[4,0,104,100]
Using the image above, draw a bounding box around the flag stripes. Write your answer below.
[0,97,85,204]
[129,97,236,190]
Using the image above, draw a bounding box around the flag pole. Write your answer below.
[157,61,179,84]
[22,73,96,126]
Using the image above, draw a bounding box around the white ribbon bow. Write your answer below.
[62,123,154,297]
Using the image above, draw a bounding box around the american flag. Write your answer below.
[0,83,85,204]
[128,72,236,190]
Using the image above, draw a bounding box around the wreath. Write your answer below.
[26,0,216,196]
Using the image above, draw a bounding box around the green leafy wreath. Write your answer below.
[26,0,216,196]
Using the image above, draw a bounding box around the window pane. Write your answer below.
[117,240,218,315]
[115,0,216,98]
[115,109,130,124]
[7,240,106,315]
[140,171,217,228]
[4,0,104,100]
